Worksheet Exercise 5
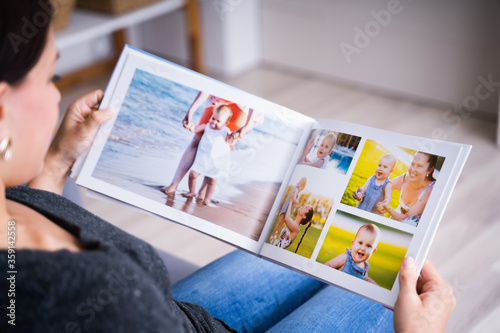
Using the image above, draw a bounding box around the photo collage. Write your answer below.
[265,130,445,291]
[75,46,469,307]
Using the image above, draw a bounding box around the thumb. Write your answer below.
[89,107,114,127]
[394,257,424,333]
[398,257,418,297]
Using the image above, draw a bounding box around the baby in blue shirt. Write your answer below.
[325,224,380,285]
[353,153,396,215]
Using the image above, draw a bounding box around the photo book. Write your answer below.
[73,45,471,308]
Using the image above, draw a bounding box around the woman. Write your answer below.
[378,151,437,226]
[0,2,454,331]
[272,203,313,252]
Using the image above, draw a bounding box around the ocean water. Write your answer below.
[329,149,354,174]
[93,69,302,206]
[305,146,355,174]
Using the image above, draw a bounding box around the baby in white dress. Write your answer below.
[183,105,232,205]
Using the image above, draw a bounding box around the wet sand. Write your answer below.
[93,168,281,241]
[162,181,281,241]
[91,122,297,242]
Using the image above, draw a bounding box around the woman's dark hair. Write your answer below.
[416,151,438,182]
[294,206,314,254]
[0,0,53,85]
[299,206,314,226]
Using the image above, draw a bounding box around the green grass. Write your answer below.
[316,225,407,290]
[266,213,324,259]
[288,224,322,258]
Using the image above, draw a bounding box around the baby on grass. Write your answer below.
[353,153,396,215]
[182,105,232,205]
[299,133,337,169]
[325,224,380,285]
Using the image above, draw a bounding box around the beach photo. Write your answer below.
[340,139,445,227]
[316,210,412,290]
[266,166,335,258]
[92,68,305,241]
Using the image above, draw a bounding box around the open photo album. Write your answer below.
[73,45,471,308]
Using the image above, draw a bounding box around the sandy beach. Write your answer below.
[93,166,282,241]
[91,125,296,242]
[162,181,281,241]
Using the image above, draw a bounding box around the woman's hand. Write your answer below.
[393,257,455,333]
[377,201,388,214]
[29,90,113,194]
[183,91,208,128]
[51,90,114,168]
[230,108,256,142]
[226,132,235,145]
[182,113,191,129]
[230,124,251,141]
[185,122,196,132]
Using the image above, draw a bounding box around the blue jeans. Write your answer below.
[172,251,394,332]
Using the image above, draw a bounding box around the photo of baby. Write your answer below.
[297,129,361,174]
[182,104,233,205]
[266,168,335,258]
[162,91,260,199]
[299,132,336,169]
[325,223,380,284]
[353,153,396,215]
[92,69,306,241]
[341,139,445,227]
[269,177,308,249]
[316,211,412,290]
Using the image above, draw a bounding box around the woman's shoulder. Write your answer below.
[393,173,406,181]
[7,187,111,240]
[419,180,435,198]
[6,186,98,222]
[0,248,185,332]
[285,217,300,233]
[5,186,168,281]
[391,173,406,188]
[7,186,129,237]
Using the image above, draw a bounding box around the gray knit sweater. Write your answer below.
[1,186,236,332]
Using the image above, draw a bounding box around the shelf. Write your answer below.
[55,0,185,50]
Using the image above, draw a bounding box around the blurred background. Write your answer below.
[57,0,500,125]
[54,1,500,332]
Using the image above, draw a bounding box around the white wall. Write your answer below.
[56,0,500,117]
[56,34,115,75]
[262,0,500,115]
[129,0,262,77]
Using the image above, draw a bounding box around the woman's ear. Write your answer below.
[0,82,13,140]
[0,82,9,124]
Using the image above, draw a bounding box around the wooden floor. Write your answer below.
[61,65,499,333]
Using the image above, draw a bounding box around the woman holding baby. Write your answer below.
[162,91,258,195]
[378,151,437,226]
